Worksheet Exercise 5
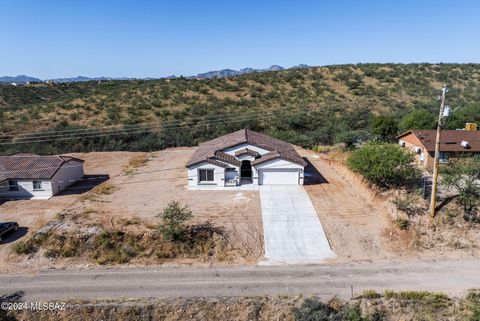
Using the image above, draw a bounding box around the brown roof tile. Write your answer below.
[186,129,306,167]
[234,148,260,158]
[397,130,480,153]
[0,154,84,181]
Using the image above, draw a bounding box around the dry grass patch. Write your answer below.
[123,153,149,174]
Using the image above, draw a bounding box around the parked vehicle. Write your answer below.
[0,222,19,241]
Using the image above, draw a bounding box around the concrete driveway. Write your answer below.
[259,185,336,264]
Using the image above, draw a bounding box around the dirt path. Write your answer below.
[1,259,479,301]
[300,149,395,262]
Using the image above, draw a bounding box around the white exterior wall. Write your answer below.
[0,179,54,200]
[50,160,85,195]
[0,160,84,200]
[187,162,227,187]
[223,143,270,157]
[255,159,304,185]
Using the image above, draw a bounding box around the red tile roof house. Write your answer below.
[0,154,85,200]
[186,129,307,188]
[397,130,480,171]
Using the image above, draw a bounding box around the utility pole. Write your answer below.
[429,84,448,218]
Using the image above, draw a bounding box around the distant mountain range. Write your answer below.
[0,75,42,83]
[0,64,311,84]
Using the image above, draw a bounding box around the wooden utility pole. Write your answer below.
[429,85,448,218]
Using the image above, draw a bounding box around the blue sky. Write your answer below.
[1,0,479,79]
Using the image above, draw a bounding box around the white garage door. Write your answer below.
[259,169,299,185]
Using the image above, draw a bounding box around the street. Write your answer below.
[1,259,479,301]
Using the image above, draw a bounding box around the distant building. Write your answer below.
[0,154,85,200]
[397,129,480,171]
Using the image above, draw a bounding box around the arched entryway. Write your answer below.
[240,160,252,182]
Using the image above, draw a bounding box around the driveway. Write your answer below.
[259,185,335,264]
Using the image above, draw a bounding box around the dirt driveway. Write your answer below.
[300,149,395,262]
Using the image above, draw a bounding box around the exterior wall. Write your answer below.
[222,143,270,157]
[50,160,85,195]
[399,134,427,168]
[187,161,229,187]
[0,179,54,200]
[0,160,84,200]
[254,159,304,185]
[399,134,480,172]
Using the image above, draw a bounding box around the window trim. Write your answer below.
[8,180,19,191]
[33,180,43,191]
[198,168,215,183]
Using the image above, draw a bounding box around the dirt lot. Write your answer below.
[300,148,480,263]
[0,148,262,272]
[2,146,479,271]
[299,149,396,262]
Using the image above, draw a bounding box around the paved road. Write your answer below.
[259,185,336,264]
[1,260,479,301]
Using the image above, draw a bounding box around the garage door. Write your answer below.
[259,169,299,185]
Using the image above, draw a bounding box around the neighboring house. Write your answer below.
[0,154,85,200]
[186,129,307,187]
[397,129,480,170]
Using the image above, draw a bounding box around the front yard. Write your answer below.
[0,148,263,272]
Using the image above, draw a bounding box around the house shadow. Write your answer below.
[0,227,28,245]
[57,174,110,196]
[303,157,329,185]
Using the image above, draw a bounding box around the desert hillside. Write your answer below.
[1,63,480,154]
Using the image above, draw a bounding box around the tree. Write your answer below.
[371,115,398,142]
[347,142,421,189]
[442,156,480,221]
[157,201,193,241]
[399,109,436,131]
[445,104,480,130]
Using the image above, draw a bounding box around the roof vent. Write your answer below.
[461,141,470,149]
[399,140,405,147]
[415,147,422,154]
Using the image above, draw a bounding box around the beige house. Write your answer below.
[397,130,480,171]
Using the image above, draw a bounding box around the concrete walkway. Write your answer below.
[259,185,336,264]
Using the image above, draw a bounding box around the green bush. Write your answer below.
[347,142,421,189]
[12,240,37,255]
[371,115,398,142]
[394,218,410,230]
[157,201,193,241]
[399,109,436,131]
[292,298,339,321]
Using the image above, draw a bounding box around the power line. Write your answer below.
[0,108,309,145]
[0,105,307,141]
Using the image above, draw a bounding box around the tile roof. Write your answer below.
[234,148,260,158]
[397,130,480,153]
[186,129,306,167]
[214,151,242,167]
[0,154,84,181]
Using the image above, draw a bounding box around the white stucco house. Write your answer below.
[0,153,85,200]
[186,129,307,187]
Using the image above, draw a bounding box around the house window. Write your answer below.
[439,152,449,163]
[8,180,19,191]
[33,181,43,191]
[199,169,214,182]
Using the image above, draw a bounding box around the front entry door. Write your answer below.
[240,160,252,179]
